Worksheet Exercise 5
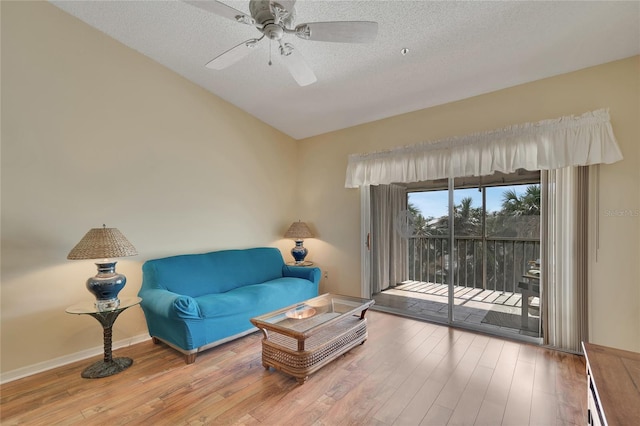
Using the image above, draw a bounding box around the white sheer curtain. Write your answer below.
[541,167,590,352]
[346,109,622,188]
[370,184,407,294]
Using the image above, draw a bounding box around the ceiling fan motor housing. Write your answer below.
[249,0,296,28]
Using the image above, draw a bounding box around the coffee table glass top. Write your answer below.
[251,293,374,337]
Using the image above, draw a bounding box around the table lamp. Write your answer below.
[67,225,138,311]
[284,220,313,264]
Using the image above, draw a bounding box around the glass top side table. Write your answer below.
[66,296,141,378]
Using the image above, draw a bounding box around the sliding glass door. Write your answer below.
[403,172,542,340]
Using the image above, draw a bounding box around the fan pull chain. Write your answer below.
[268,40,272,66]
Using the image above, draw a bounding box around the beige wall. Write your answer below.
[1,1,299,377]
[2,1,638,380]
[299,56,640,352]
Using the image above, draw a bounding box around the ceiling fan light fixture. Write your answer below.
[295,24,311,40]
[245,38,261,48]
[263,23,285,40]
[235,15,256,25]
[279,42,294,56]
[270,2,291,26]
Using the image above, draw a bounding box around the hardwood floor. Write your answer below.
[0,311,586,425]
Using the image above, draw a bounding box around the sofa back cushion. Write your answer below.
[143,247,285,297]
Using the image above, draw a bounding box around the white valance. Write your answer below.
[345,109,623,188]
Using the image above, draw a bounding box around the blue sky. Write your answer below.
[408,185,530,218]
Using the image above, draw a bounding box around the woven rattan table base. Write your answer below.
[261,315,368,383]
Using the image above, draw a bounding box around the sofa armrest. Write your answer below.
[282,265,321,285]
[139,288,201,320]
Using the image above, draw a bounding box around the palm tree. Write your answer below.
[501,185,540,216]
[498,185,540,239]
[408,203,429,237]
[454,196,482,236]
[407,202,447,283]
[432,196,482,236]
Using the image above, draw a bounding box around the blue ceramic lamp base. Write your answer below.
[291,240,308,264]
[87,261,126,311]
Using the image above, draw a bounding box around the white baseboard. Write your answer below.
[0,333,151,384]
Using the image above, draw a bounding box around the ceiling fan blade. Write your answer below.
[184,1,255,25]
[294,21,378,43]
[279,43,317,86]
[205,38,262,70]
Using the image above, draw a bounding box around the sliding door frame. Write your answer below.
[360,185,371,298]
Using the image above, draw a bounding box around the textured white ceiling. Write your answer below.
[51,0,640,140]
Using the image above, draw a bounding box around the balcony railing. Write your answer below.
[408,236,540,294]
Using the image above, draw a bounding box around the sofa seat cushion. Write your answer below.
[195,277,316,318]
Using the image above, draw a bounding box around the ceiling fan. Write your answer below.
[185,0,378,86]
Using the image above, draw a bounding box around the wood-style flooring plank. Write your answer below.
[370,328,447,424]
[446,365,494,425]
[420,404,454,426]
[501,357,536,425]
[0,311,587,425]
[473,341,520,425]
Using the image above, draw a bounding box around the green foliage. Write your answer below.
[408,184,541,238]
[500,185,540,216]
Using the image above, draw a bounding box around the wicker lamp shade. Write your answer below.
[284,221,313,240]
[68,226,138,260]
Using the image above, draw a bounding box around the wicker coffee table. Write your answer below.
[250,293,374,384]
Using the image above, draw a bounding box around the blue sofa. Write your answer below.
[138,247,320,363]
